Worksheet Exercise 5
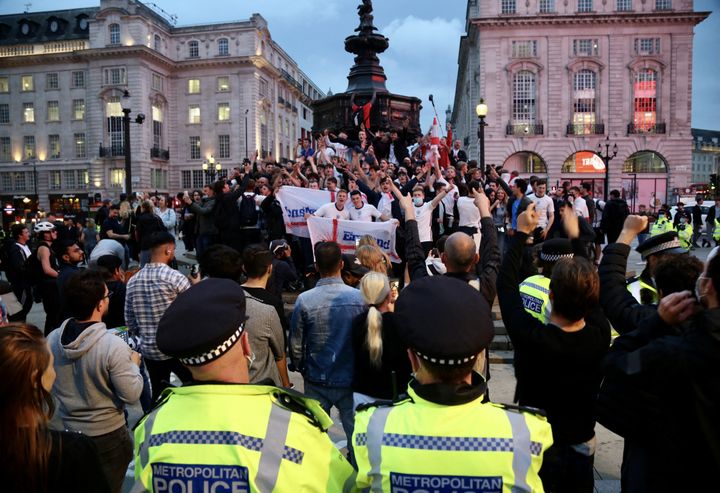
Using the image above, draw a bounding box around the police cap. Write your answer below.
[393,276,493,366]
[157,278,248,366]
[539,239,574,263]
[636,231,685,260]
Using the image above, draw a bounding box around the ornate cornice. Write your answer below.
[471,11,709,28]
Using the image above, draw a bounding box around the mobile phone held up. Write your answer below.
[190,263,199,278]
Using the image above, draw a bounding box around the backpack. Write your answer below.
[237,194,259,227]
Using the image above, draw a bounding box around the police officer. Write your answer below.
[650,209,674,236]
[353,276,552,492]
[626,231,686,305]
[133,278,354,492]
[519,239,574,323]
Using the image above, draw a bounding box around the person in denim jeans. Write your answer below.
[290,241,366,461]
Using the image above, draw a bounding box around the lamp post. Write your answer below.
[597,135,618,202]
[202,156,222,183]
[244,109,249,159]
[120,90,145,199]
[476,99,488,171]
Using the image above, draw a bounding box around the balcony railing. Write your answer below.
[278,96,285,105]
[99,145,124,157]
[506,122,544,136]
[627,122,666,135]
[151,147,170,160]
[567,123,605,135]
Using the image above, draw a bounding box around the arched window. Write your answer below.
[108,23,120,45]
[188,40,199,58]
[217,38,229,56]
[622,151,667,173]
[154,34,161,52]
[632,69,658,133]
[572,70,597,134]
[512,71,536,124]
[503,151,547,175]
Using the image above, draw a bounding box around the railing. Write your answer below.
[280,69,303,92]
[0,40,88,57]
[0,45,34,57]
[506,122,544,136]
[151,147,170,160]
[278,96,285,105]
[566,123,605,135]
[99,145,124,157]
[44,40,88,53]
[627,122,666,135]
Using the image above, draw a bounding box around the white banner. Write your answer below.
[276,186,334,238]
[307,216,400,263]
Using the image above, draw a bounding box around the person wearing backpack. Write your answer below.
[32,221,60,335]
[4,224,34,322]
[238,178,263,254]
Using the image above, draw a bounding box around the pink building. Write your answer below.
[451,0,708,209]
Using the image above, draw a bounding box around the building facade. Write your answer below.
[0,0,322,221]
[691,128,720,186]
[450,0,708,210]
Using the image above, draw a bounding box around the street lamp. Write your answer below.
[120,90,145,198]
[245,109,249,159]
[202,155,222,183]
[476,98,488,170]
[597,136,618,202]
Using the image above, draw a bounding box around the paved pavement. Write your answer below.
[21,240,713,492]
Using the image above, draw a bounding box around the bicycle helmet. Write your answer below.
[34,221,55,233]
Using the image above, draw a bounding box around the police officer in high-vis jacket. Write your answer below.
[519,239,574,323]
[626,231,686,305]
[132,278,354,493]
[353,276,553,492]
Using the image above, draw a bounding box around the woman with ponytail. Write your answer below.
[351,272,412,408]
[0,324,108,493]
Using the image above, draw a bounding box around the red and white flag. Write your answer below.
[430,116,441,146]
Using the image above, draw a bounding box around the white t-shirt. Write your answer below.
[314,202,350,220]
[348,203,382,222]
[573,196,589,219]
[414,202,435,243]
[457,196,480,228]
[532,194,555,229]
[435,177,457,217]
[377,192,394,217]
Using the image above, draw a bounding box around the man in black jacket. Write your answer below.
[5,224,33,321]
[600,189,629,243]
[214,167,251,253]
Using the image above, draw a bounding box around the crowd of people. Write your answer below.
[0,124,719,493]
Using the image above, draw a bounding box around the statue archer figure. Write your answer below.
[356,0,375,33]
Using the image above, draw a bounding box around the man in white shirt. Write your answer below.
[309,189,350,220]
[347,190,389,222]
[569,186,589,219]
[456,183,482,249]
[531,180,555,243]
[404,184,449,255]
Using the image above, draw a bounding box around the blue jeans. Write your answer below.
[304,382,355,463]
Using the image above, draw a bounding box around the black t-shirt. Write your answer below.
[267,258,298,300]
[100,218,125,243]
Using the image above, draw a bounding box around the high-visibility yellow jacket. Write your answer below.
[353,385,553,492]
[133,384,355,492]
[626,276,658,305]
[650,216,674,236]
[676,223,693,250]
[519,274,551,323]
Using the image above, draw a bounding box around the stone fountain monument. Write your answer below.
[311,0,422,137]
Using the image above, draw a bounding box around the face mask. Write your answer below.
[695,277,706,306]
[413,197,423,207]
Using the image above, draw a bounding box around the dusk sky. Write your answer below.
[1,0,718,131]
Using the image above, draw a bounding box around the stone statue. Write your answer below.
[356,0,375,33]
[357,0,373,17]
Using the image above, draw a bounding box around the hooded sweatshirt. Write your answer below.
[48,318,143,436]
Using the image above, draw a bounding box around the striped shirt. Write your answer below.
[125,263,191,361]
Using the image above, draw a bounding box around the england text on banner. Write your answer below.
[276,186,334,238]
[307,216,400,262]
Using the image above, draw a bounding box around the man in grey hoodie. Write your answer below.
[48,269,143,493]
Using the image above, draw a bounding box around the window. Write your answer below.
[73,99,85,120]
[0,137,10,161]
[539,0,555,12]
[188,40,199,58]
[181,170,192,189]
[103,67,126,85]
[188,105,201,124]
[189,136,201,159]
[578,0,593,12]
[23,103,35,123]
[14,172,26,191]
[572,70,597,133]
[217,76,230,92]
[188,79,200,94]
[511,40,537,58]
[0,77,8,92]
[72,71,85,88]
[217,103,230,121]
[47,101,60,122]
[75,133,86,158]
[21,75,33,91]
[285,118,290,137]
[655,0,671,9]
[23,136,35,159]
[152,73,163,91]
[46,73,59,90]
[218,135,230,158]
[501,0,516,14]
[110,168,124,188]
[633,69,657,132]
[512,71,537,123]
[259,78,268,97]
[152,105,163,150]
[573,39,599,56]
[218,38,229,56]
[109,23,120,45]
[1,173,12,191]
[150,169,167,189]
[49,171,61,190]
[154,34,162,51]
[0,104,8,124]
[634,38,661,55]
[63,170,76,189]
[192,170,204,188]
[49,135,61,159]
[106,97,124,154]
[77,170,88,189]
[616,0,632,10]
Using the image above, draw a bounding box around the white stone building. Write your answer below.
[0,0,322,222]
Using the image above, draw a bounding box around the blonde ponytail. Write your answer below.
[359,272,391,368]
